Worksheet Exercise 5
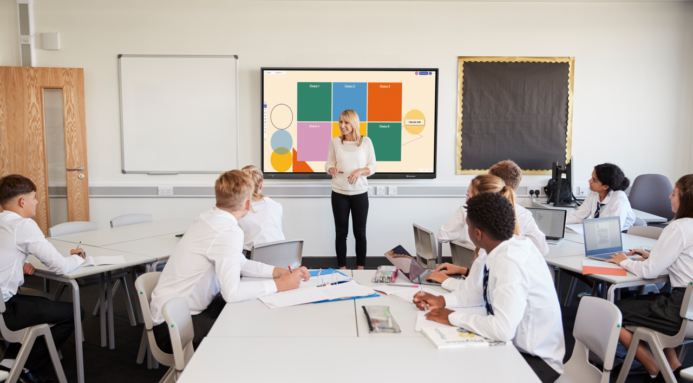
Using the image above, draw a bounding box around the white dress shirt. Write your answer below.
[324,137,377,196]
[438,204,549,257]
[566,190,636,231]
[0,211,84,302]
[150,207,277,326]
[619,218,693,288]
[238,197,285,251]
[444,236,566,374]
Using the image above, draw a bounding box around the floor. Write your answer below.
[9,267,692,383]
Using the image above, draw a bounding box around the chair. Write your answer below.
[557,297,622,383]
[680,367,693,380]
[161,298,195,382]
[628,174,675,228]
[449,241,475,270]
[627,226,664,240]
[413,224,441,270]
[249,239,303,269]
[135,272,176,381]
[47,221,98,237]
[616,283,693,383]
[110,214,153,228]
[0,287,68,383]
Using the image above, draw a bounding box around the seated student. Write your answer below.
[238,165,285,258]
[607,174,693,382]
[0,174,86,383]
[415,192,565,382]
[150,170,310,353]
[489,159,549,256]
[566,163,636,231]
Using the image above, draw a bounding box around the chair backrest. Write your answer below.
[250,239,303,268]
[450,241,475,270]
[0,286,27,343]
[162,297,195,372]
[110,214,153,228]
[413,224,440,269]
[573,297,622,371]
[47,221,98,237]
[134,272,161,331]
[628,174,675,221]
[627,226,664,240]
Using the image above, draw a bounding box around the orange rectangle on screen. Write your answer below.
[583,265,627,276]
[368,83,402,122]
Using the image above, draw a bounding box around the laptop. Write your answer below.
[527,208,567,245]
[384,245,441,286]
[582,216,624,261]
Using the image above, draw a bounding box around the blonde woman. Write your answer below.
[238,165,285,258]
[325,110,377,269]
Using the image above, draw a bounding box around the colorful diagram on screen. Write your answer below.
[263,69,437,175]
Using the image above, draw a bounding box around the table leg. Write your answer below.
[99,273,106,347]
[106,271,115,349]
[68,280,85,383]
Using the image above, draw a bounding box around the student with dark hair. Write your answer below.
[0,174,87,382]
[414,193,565,382]
[608,174,693,382]
[566,163,636,231]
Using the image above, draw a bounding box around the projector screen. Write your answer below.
[261,68,438,179]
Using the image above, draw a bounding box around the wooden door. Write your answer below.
[0,67,90,235]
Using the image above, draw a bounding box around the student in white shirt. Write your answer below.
[238,165,285,257]
[415,192,565,382]
[325,109,377,270]
[150,170,310,353]
[607,174,693,382]
[566,163,636,231]
[0,174,86,381]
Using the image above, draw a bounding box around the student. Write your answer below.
[150,170,310,353]
[0,174,86,382]
[566,163,636,231]
[607,174,693,382]
[238,165,285,257]
[415,192,565,382]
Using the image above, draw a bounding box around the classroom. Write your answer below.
[1,0,693,382]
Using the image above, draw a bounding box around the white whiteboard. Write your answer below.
[118,55,239,174]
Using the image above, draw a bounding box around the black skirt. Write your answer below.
[615,288,685,336]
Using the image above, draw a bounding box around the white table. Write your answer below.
[102,234,182,266]
[178,337,539,383]
[207,271,358,338]
[33,240,157,383]
[48,218,191,246]
[531,201,667,224]
[546,239,586,259]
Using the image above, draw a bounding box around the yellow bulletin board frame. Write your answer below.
[456,56,575,175]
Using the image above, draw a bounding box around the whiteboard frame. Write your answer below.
[117,54,240,175]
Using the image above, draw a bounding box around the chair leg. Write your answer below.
[93,279,123,317]
[136,329,148,364]
[616,331,642,383]
[128,268,145,323]
[120,276,137,326]
[563,277,577,307]
[159,367,175,383]
[42,328,68,383]
[9,331,38,383]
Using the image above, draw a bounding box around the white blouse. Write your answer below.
[619,218,693,288]
[238,197,285,251]
[324,137,377,196]
[566,190,636,231]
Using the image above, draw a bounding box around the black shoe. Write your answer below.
[642,373,665,383]
[0,365,55,383]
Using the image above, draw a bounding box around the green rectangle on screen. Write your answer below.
[367,122,401,161]
[297,82,332,122]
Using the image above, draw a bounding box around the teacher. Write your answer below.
[325,109,377,270]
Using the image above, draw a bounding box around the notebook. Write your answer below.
[422,326,507,349]
[81,256,125,267]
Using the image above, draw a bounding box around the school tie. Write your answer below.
[594,202,606,218]
[483,265,494,316]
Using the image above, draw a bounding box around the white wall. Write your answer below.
[6,0,693,257]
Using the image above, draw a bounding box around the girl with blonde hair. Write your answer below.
[325,109,377,269]
[237,165,285,257]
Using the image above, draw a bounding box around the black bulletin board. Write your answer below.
[456,57,574,175]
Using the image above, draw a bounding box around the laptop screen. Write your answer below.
[583,217,623,255]
[527,208,566,238]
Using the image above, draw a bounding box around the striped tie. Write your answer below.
[594,203,606,218]
[483,265,494,316]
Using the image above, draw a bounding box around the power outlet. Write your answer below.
[158,186,173,196]
[388,186,397,196]
[376,186,386,196]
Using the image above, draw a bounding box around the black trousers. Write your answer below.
[2,294,84,371]
[521,352,561,383]
[331,191,369,268]
[153,294,226,354]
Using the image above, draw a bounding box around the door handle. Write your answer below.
[66,166,84,171]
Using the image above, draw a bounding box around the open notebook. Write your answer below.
[81,256,125,267]
[259,280,375,309]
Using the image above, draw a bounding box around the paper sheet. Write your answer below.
[372,285,417,296]
[81,255,125,267]
[566,224,584,235]
[259,281,375,308]
[320,281,375,301]
[391,287,439,304]
[582,259,627,276]
[415,306,487,332]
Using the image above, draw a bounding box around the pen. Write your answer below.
[288,266,292,273]
[387,283,419,288]
[362,306,374,332]
[74,241,84,257]
[418,276,427,311]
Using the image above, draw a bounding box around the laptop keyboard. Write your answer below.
[589,253,614,260]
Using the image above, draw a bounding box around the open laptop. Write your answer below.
[384,245,439,285]
[582,216,624,261]
[527,208,567,245]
